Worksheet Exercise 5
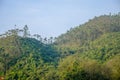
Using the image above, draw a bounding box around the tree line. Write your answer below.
[0,25,54,44]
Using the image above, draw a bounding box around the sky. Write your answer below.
[0,0,120,38]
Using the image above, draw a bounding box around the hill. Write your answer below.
[0,13,120,80]
[54,13,120,56]
[0,30,59,80]
[44,32,120,80]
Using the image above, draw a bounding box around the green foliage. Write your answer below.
[82,32,120,61]
[105,55,120,80]
[55,13,120,56]
[0,33,59,80]
[57,56,109,80]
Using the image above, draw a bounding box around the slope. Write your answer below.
[54,13,120,56]
[46,32,120,80]
[0,34,59,80]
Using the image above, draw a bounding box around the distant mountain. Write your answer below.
[0,13,120,80]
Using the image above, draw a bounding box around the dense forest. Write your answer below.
[0,13,120,80]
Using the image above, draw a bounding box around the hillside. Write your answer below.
[55,14,120,56]
[82,32,120,61]
[0,13,120,80]
[44,32,120,80]
[0,32,60,80]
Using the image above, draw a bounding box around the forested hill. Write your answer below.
[55,14,120,48]
[0,28,60,80]
[0,13,120,80]
[52,13,120,80]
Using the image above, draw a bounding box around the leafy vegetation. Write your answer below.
[0,13,120,80]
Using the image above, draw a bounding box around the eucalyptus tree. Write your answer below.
[23,25,29,38]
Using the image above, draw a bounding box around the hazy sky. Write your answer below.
[0,0,120,37]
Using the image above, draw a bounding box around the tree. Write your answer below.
[50,37,53,44]
[23,25,29,38]
[43,37,47,44]
[47,37,54,44]
[33,34,42,42]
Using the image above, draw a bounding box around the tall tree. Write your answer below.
[44,37,47,44]
[48,37,53,44]
[23,25,29,38]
